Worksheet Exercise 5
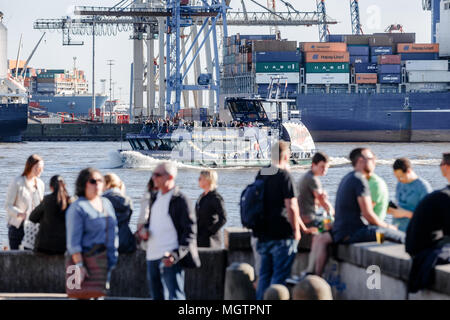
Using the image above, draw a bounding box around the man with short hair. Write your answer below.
[298,151,334,227]
[253,140,314,300]
[332,148,403,244]
[363,153,389,221]
[388,157,432,232]
[405,153,450,293]
[312,148,404,277]
[146,162,200,300]
[297,152,334,276]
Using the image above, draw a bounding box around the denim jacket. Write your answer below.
[66,197,118,269]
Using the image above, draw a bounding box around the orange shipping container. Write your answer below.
[355,73,377,84]
[397,43,439,53]
[301,42,347,52]
[304,52,350,63]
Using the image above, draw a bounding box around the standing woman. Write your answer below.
[196,170,227,248]
[103,173,136,254]
[4,154,45,250]
[29,175,71,255]
[66,168,118,298]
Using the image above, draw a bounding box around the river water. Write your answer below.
[0,141,448,248]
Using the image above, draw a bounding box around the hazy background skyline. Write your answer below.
[2,0,433,104]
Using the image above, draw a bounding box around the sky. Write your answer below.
[1,0,432,104]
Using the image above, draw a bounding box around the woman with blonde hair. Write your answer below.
[5,154,45,250]
[103,173,136,253]
[195,169,227,248]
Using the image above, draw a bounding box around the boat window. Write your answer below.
[143,139,152,150]
[135,139,145,150]
[129,139,138,150]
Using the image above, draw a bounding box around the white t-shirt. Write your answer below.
[146,189,179,261]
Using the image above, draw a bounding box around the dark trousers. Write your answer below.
[147,259,185,300]
[8,224,24,250]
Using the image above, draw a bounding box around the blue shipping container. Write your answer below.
[354,63,378,73]
[350,56,370,64]
[239,35,277,41]
[255,51,302,63]
[370,46,393,56]
[399,53,439,60]
[328,35,346,42]
[348,46,370,56]
[378,64,401,74]
[379,74,401,84]
[370,56,379,63]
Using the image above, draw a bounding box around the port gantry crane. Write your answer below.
[33,0,338,121]
[423,0,441,43]
[350,0,363,35]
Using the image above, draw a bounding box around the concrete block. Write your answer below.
[224,262,256,300]
[224,227,252,251]
[186,249,227,300]
[263,284,290,300]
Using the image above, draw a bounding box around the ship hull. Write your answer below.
[29,94,108,116]
[0,103,28,142]
[297,92,450,142]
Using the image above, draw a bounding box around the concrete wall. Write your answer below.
[0,249,226,299]
[0,228,449,299]
[23,124,142,141]
[223,228,450,300]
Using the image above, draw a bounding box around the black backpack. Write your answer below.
[240,175,267,230]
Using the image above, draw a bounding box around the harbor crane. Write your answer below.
[350,0,363,35]
[33,0,338,121]
[422,0,441,43]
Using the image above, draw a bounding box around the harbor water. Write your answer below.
[0,141,448,248]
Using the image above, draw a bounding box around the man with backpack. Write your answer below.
[242,140,315,300]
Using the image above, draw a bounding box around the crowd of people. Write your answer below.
[3,146,449,300]
[141,117,262,135]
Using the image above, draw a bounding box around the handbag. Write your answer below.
[65,208,109,299]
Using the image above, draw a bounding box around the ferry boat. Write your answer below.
[123,97,316,167]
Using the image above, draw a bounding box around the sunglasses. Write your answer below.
[152,172,166,178]
[88,178,104,185]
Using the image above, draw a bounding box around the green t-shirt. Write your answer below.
[367,173,389,221]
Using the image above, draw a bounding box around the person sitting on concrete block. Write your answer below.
[263,284,290,300]
[406,153,450,294]
[292,275,333,300]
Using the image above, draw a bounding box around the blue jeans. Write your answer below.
[342,225,406,244]
[147,259,185,300]
[256,239,299,300]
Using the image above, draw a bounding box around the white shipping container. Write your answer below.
[405,60,448,71]
[255,73,300,84]
[306,73,350,84]
[407,71,450,83]
[408,82,448,92]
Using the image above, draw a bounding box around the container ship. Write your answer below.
[0,12,28,142]
[219,5,450,142]
[9,61,107,117]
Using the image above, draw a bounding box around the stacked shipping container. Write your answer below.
[301,42,350,84]
[221,32,447,92]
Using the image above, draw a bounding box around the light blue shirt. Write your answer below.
[394,177,432,232]
[66,197,119,269]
